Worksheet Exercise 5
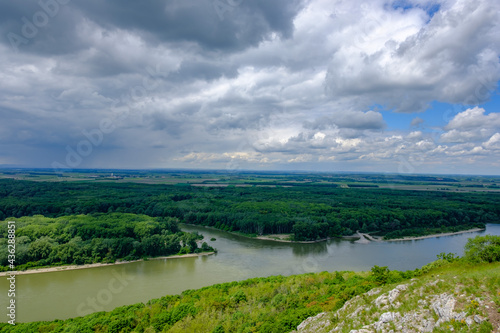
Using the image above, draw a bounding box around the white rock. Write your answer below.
[380,312,398,323]
[453,312,467,321]
[375,294,388,307]
[296,312,330,332]
[431,293,456,322]
[396,284,409,291]
[388,289,401,304]
[428,279,444,286]
[474,315,485,324]
[366,288,381,296]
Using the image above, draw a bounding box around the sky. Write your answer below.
[0,0,499,175]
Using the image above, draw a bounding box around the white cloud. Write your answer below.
[483,133,500,150]
[324,0,500,112]
[445,107,500,130]
[441,107,500,143]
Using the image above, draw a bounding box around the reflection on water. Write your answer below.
[291,241,329,256]
[2,224,499,323]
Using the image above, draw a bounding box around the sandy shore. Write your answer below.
[385,228,484,242]
[256,234,337,244]
[182,223,332,244]
[256,234,292,242]
[0,252,215,277]
[256,228,484,244]
[182,223,484,244]
[354,231,371,244]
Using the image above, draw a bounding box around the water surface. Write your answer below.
[2,223,499,323]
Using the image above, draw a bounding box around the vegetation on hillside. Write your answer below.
[294,236,500,332]
[1,235,498,332]
[0,178,498,241]
[0,213,214,271]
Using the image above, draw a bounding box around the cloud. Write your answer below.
[324,0,500,112]
[441,107,500,143]
[0,0,499,174]
[482,133,500,150]
[445,107,500,130]
[410,117,425,127]
[304,110,386,130]
[1,0,305,54]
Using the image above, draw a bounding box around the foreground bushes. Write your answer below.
[464,235,500,263]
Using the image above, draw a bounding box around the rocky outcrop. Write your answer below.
[292,278,494,333]
[296,312,331,332]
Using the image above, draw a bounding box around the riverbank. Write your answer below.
[385,228,484,242]
[0,252,215,277]
[182,223,335,244]
[181,223,485,244]
[252,228,484,244]
[256,234,336,243]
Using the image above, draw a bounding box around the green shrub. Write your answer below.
[464,235,500,263]
[212,325,225,333]
[436,252,459,262]
[370,265,389,284]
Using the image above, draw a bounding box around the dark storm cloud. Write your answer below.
[73,0,304,50]
[1,1,87,55]
[1,0,304,54]
[0,106,74,147]
[144,112,185,138]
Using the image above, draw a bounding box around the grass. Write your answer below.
[329,261,500,333]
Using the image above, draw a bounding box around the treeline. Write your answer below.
[0,213,213,271]
[0,179,499,241]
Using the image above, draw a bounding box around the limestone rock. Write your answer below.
[293,278,491,333]
[474,315,485,324]
[431,293,456,324]
[294,312,330,332]
[380,312,398,323]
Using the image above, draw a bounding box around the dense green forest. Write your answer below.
[2,235,499,332]
[0,213,214,271]
[0,178,499,242]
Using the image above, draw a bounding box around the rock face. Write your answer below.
[296,312,331,332]
[291,279,495,333]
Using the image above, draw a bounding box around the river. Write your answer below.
[2,223,500,323]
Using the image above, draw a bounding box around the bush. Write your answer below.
[212,325,225,333]
[464,235,500,263]
[436,252,459,262]
[370,265,389,285]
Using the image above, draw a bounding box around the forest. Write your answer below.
[0,175,499,243]
[0,213,213,271]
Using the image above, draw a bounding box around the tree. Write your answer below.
[370,265,390,285]
[28,236,56,261]
[142,234,164,256]
[464,235,500,263]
